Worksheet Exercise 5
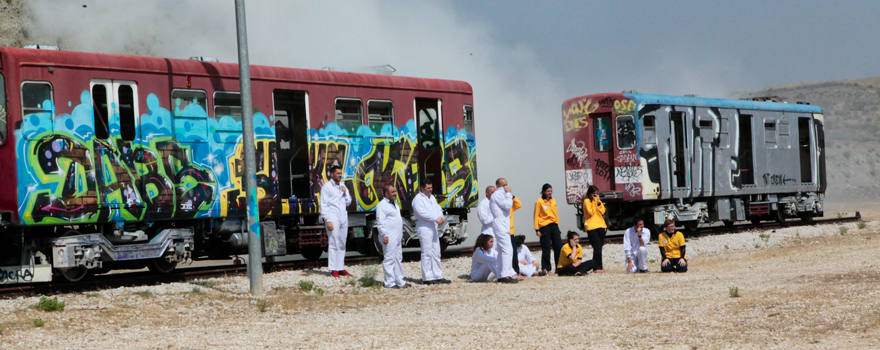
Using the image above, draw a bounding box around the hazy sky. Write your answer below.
[26,0,880,245]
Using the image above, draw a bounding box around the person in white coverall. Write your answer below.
[490,177,518,284]
[477,186,496,249]
[624,219,651,273]
[321,165,353,278]
[515,235,540,277]
[412,181,451,285]
[471,234,499,282]
[376,184,406,288]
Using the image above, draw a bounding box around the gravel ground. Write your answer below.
[1,221,879,349]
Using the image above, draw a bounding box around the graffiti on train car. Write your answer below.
[310,121,477,211]
[563,98,599,132]
[15,91,276,225]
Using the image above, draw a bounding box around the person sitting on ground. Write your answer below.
[624,219,651,274]
[659,219,688,273]
[471,234,500,282]
[557,231,596,276]
[515,235,543,277]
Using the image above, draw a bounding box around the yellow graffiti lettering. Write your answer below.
[563,98,600,121]
[564,116,589,132]
[613,99,636,115]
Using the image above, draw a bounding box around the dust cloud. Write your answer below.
[25,0,576,245]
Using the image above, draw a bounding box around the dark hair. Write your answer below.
[474,234,493,252]
[566,230,580,240]
[634,218,644,225]
[541,183,552,199]
[329,165,342,173]
[663,219,675,228]
[515,235,526,245]
[383,184,396,197]
[420,179,433,188]
[586,185,599,198]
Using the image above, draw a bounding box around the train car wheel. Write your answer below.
[53,267,92,283]
[147,257,178,274]
[440,240,449,253]
[775,209,786,224]
[683,221,699,233]
[750,218,761,226]
[300,247,323,261]
[799,212,814,223]
[723,220,735,228]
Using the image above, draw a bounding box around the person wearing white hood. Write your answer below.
[412,180,450,285]
[477,186,496,249]
[490,178,518,284]
[471,234,499,282]
[623,219,651,274]
[376,184,406,288]
[515,235,542,277]
[321,165,353,278]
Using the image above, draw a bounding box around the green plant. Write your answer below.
[298,280,315,292]
[37,296,66,312]
[839,227,849,235]
[345,277,358,287]
[0,324,6,334]
[758,233,770,243]
[754,242,761,248]
[359,267,381,288]
[314,287,325,296]
[258,300,270,312]
[648,259,655,264]
[190,286,206,295]
[131,290,153,298]
[857,221,867,229]
[85,292,100,298]
[729,286,740,298]
[33,317,45,327]
[837,212,848,219]
[724,245,729,250]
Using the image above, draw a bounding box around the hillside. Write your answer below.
[741,78,880,202]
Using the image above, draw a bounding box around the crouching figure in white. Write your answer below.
[471,234,499,282]
[624,219,651,274]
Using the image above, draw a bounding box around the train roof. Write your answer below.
[0,47,473,94]
[624,93,823,114]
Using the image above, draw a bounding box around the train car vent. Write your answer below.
[684,94,700,97]
[189,56,219,62]
[23,44,60,50]
[796,101,811,105]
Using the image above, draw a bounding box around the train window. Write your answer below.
[22,81,53,116]
[335,98,363,133]
[214,91,242,125]
[593,116,612,152]
[642,115,656,146]
[367,100,393,134]
[0,73,7,143]
[91,84,110,139]
[616,115,636,150]
[118,85,136,141]
[718,112,731,149]
[778,118,791,149]
[463,105,475,139]
[764,120,777,148]
[172,89,209,142]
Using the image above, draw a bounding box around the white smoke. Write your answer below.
[27,0,577,245]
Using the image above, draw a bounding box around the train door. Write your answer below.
[591,113,614,192]
[416,98,443,193]
[90,80,144,217]
[273,90,310,199]
[669,111,689,197]
[798,117,813,183]
[737,114,755,186]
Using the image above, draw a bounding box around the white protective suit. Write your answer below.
[477,198,495,238]
[376,197,405,288]
[412,191,444,282]
[320,179,352,271]
[517,245,538,277]
[623,226,651,273]
[490,189,515,278]
[471,248,499,282]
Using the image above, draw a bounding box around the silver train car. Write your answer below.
[561,93,825,231]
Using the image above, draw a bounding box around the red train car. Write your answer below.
[0,47,478,283]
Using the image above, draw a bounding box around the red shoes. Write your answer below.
[331,271,341,278]
[339,270,353,277]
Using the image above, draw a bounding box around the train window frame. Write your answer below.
[615,115,636,150]
[593,115,612,152]
[463,105,475,140]
[764,118,777,149]
[718,112,731,149]
[213,90,242,128]
[117,84,137,141]
[367,99,393,134]
[91,84,110,139]
[20,81,54,139]
[641,115,656,146]
[778,118,791,149]
[171,89,209,142]
[0,72,7,144]
[335,98,363,134]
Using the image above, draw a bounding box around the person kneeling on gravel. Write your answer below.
[557,231,596,276]
[515,235,543,277]
[471,234,502,282]
[659,219,688,273]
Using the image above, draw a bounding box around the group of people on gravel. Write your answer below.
[321,166,688,288]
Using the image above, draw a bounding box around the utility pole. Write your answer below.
[235,0,262,295]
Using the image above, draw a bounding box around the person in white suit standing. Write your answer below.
[477,186,496,248]
[376,184,406,288]
[321,165,352,278]
[490,178,518,284]
[412,180,450,285]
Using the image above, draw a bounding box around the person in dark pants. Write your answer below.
[509,195,522,276]
[659,219,688,273]
[582,185,607,273]
[534,183,561,274]
[557,231,596,276]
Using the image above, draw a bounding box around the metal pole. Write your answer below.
[235,0,262,295]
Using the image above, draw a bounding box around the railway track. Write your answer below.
[0,213,861,298]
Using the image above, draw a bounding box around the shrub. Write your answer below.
[839,227,849,235]
[0,324,5,334]
[837,212,848,219]
[131,290,153,298]
[298,280,315,292]
[359,267,381,289]
[33,317,45,327]
[190,286,206,295]
[758,233,771,243]
[258,300,270,312]
[37,296,65,312]
[857,221,867,230]
[729,286,740,298]
[314,287,325,297]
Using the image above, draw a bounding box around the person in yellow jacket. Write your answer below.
[509,195,522,276]
[659,219,688,273]
[534,183,561,274]
[583,185,607,273]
